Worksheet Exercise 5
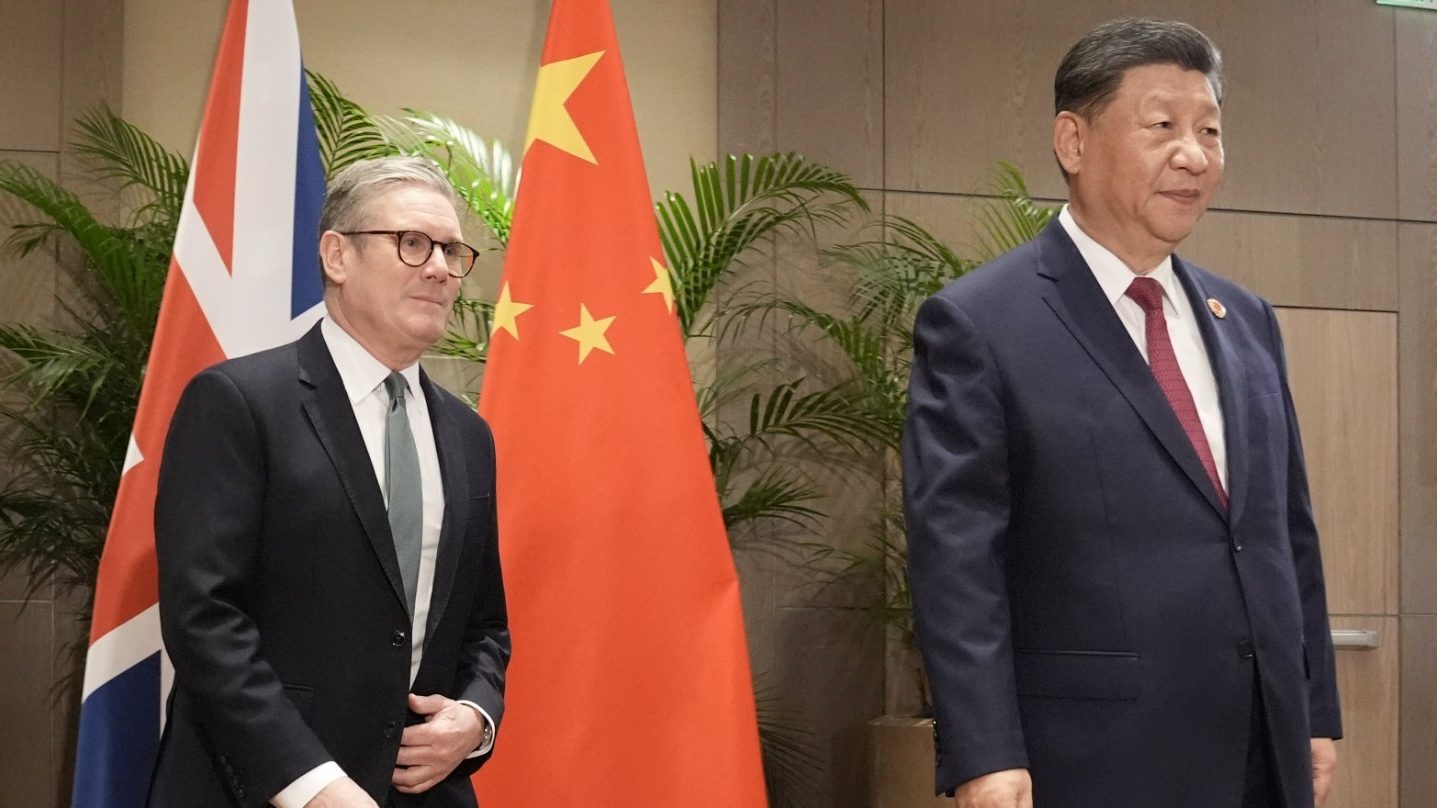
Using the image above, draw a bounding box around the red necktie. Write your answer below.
[1125,277,1227,508]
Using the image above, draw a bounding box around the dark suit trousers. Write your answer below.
[1244,668,1286,808]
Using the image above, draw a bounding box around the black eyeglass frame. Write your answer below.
[340,229,484,278]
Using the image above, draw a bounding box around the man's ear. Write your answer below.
[1053,111,1085,178]
[319,230,347,285]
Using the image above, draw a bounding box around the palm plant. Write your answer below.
[0,108,186,626]
[787,163,1058,714]
[653,154,910,556]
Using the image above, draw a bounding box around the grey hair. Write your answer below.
[1055,18,1223,120]
[319,155,459,235]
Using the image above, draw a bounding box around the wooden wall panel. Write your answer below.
[718,0,776,156]
[1399,223,1437,615]
[0,0,63,151]
[883,0,1091,200]
[1327,616,1399,808]
[885,0,1398,219]
[1401,616,1437,808]
[0,601,59,808]
[1174,211,1397,312]
[0,151,60,330]
[1213,0,1396,220]
[1396,9,1437,223]
[1272,309,1398,616]
[775,0,883,188]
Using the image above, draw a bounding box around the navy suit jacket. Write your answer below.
[903,221,1341,808]
[148,323,510,808]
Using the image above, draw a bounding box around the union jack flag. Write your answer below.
[72,1,324,804]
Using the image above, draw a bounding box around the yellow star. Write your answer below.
[642,256,674,313]
[490,282,533,340]
[523,51,605,164]
[559,304,616,364]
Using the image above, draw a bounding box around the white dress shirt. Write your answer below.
[1057,206,1228,489]
[271,317,492,808]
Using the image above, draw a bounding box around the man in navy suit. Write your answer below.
[904,19,1341,808]
[150,157,509,808]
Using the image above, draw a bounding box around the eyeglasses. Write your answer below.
[340,230,482,278]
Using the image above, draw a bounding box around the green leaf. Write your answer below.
[374,110,517,245]
[656,153,869,338]
[305,70,396,175]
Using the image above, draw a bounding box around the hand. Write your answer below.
[1311,738,1338,807]
[303,777,380,808]
[954,768,1032,808]
[391,693,487,794]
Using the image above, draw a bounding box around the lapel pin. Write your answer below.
[1207,298,1227,319]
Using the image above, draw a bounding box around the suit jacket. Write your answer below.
[903,221,1341,808]
[148,323,510,808]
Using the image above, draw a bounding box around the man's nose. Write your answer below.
[419,243,449,279]
[1171,134,1209,173]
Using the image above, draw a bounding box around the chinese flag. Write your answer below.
[474,1,768,806]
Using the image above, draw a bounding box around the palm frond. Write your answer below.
[656,153,868,338]
[803,509,914,643]
[0,161,166,334]
[431,294,494,365]
[722,469,825,534]
[375,111,517,244]
[971,161,1058,263]
[70,105,189,228]
[305,70,395,175]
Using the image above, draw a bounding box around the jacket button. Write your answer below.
[1237,639,1255,659]
[391,630,407,647]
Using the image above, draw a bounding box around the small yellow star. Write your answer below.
[490,282,534,340]
[559,304,616,364]
[642,256,674,313]
[524,51,605,164]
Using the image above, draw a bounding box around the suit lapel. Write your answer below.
[296,325,410,615]
[420,368,468,640]
[1035,223,1227,519]
[1173,258,1250,526]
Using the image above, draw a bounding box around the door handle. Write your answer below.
[1330,628,1379,650]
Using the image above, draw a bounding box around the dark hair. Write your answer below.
[1054,18,1223,121]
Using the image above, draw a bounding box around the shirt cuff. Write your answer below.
[271,761,345,808]
[457,700,496,758]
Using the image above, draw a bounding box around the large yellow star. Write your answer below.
[490,282,533,340]
[524,51,605,164]
[559,304,616,364]
[642,256,674,313]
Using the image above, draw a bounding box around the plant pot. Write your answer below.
[869,715,951,808]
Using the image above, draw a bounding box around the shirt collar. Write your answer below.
[319,315,423,405]
[1057,205,1181,309]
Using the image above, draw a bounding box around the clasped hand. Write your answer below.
[392,693,486,794]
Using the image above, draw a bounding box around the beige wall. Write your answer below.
[122,0,717,203]
[0,0,123,804]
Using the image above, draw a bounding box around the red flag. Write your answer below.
[475,1,767,805]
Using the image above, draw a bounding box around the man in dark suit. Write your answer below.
[904,19,1341,808]
[149,156,509,808]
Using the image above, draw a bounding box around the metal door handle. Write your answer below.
[1330,628,1379,650]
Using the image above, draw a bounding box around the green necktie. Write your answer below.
[383,372,422,618]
